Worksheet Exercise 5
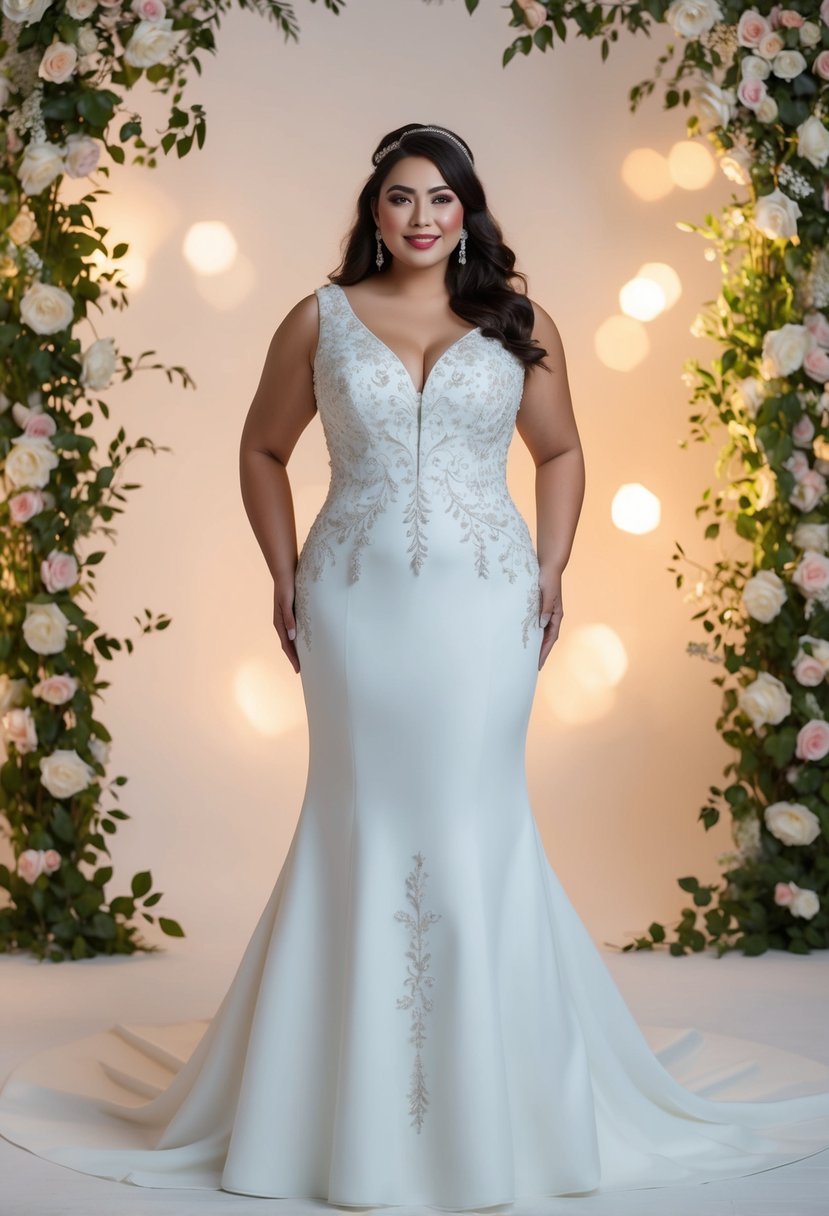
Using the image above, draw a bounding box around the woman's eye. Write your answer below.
[389,195,453,205]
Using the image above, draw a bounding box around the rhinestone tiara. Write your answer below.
[372,126,474,169]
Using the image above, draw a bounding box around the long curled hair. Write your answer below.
[327,123,550,375]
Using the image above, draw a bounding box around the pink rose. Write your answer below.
[815,50,829,82]
[42,849,61,874]
[793,654,825,685]
[795,717,829,760]
[774,880,794,905]
[9,490,46,523]
[17,849,44,884]
[793,550,829,596]
[24,412,56,438]
[792,414,815,446]
[805,311,829,348]
[32,673,77,704]
[738,10,770,45]
[784,450,810,480]
[791,468,827,510]
[737,77,767,110]
[804,346,829,382]
[2,706,37,753]
[822,1,829,28]
[131,0,166,17]
[779,9,804,26]
[40,550,79,593]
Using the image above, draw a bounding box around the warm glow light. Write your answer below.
[234,657,304,737]
[542,623,628,725]
[667,140,716,190]
[621,147,673,202]
[611,482,662,534]
[619,276,667,322]
[88,246,147,291]
[636,262,682,309]
[182,220,238,275]
[594,315,650,371]
[194,251,256,310]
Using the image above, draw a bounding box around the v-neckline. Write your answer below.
[333,284,480,397]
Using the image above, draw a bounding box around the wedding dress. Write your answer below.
[2,280,829,1210]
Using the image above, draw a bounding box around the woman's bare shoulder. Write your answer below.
[272,291,322,365]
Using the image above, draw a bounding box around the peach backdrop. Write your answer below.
[3,0,739,957]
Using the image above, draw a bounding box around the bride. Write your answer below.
[1,122,829,1210]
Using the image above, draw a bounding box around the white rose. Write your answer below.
[665,0,722,38]
[797,115,829,170]
[763,800,821,846]
[794,522,829,552]
[741,54,771,81]
[123,18,183,68]
[799,21,821,49]
[38,40,77,84]
[691,80,734,132]
[772,49,807,80]
[4,435,59,489]
[756,95,779,124]
[63,133,100,179]
[0,675,27,714]
[742,569,787,622]
[80,336,116,390]
[66,0,95,14]
[738,670,792,729]
[77,27,98,55]
[719,146,752,186]
[754,188,802,241]
[39,747,96,798]
[18,141,64,196]
[790,469,827,512]
[22,602,70,655]
[733,375,765,418]
[1,0,52,23]
[89,735,111,767]
[760,323,812,378]
[20,280,74,335]
[7,207,38,246]
[790,884,820,918]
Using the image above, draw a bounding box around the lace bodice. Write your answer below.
[294,282,541,646]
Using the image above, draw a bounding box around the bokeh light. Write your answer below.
[667,140,716,190]
[182,220,238,276]
[611,483,662,534]
[542,623,629,725]
[594,315,650,371]
[620,147,673,202]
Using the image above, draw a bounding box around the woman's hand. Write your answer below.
[274,580,300,674]
[538,566,563,671]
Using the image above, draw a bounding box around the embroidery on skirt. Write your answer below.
[394,851,442,1133]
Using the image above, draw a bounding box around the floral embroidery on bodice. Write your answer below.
[294,282,541,646]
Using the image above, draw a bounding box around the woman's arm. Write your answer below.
[238,293,319,674]
[515,300,586,671]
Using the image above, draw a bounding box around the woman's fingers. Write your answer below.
[274,582,300,674]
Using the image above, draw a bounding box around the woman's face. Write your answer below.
[371,155,465,270]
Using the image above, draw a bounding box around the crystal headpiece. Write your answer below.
[373,126,474,170]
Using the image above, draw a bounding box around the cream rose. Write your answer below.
[0,675,26,714]
[9,488,47,522]
[33,673,77,704]
[772,49,807,80]
[753,188,802,241]
[741,54,771,81]
[760,322,812,378]
[2,706,38,753]
[80,337,116,390]
[738,671,792,729]
[665,0,722,38]
[17,849,45,884]
[733,376,765,418]
[41,549,79,593]
[797,115,829,170]
[18,140,64,196]
[64,133,100,179]
[756,95,779,124]
[764,800,822,846]
[20,281,75,335]
[7,207,38,246]
[39,747,96,798]
[38,40,78,84]
[89,735,111,767]
[795,718,829,761]
[742,569,787,622]
[22,602,70,655]
[4,435,58,489]
[66,0,95,13]
[1,0,52,23]
[757,31,785,59]
[799,21,821,48]
[124,18,183,68]
[794,522,829,552]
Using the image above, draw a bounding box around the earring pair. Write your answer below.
[375,227,468,269]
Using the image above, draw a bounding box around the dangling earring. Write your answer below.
[458,227,467,266]
[375,227,384,270]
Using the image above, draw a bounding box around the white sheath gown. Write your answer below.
[1,280,829,1210]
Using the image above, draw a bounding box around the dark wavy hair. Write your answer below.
[327,123,550,376]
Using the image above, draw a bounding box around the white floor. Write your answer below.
[1,936,828,1216]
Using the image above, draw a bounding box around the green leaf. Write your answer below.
[159,917,185,937]
[131,870,152,898]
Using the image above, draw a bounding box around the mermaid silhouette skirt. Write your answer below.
[1,282,829,1208]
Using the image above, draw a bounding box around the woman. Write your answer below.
[1,122,829,1210]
